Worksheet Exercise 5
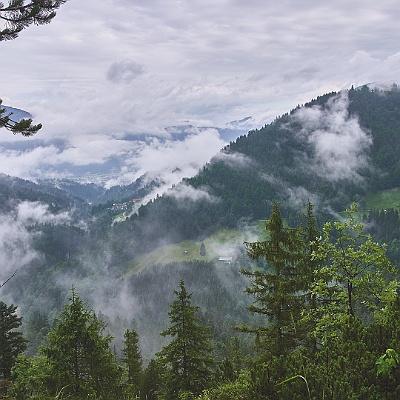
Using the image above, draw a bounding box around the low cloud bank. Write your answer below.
[291,92,373,183]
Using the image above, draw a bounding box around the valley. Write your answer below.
[2,86,400,398]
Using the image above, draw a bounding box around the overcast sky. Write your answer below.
[1,0,400,186]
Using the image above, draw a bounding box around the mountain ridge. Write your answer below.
[103,85,400,256]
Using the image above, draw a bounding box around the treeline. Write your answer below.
[11,258,252,363]
[2,202,400,399]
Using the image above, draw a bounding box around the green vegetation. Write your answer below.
[3,203,400,399]
[0,301,26,389]
[364,188,400,210]
[126,227,253,275]
[157,280,214,399]
[127,241,210,275]
[12,290,124,398]
[4,87,400,397]
[122,328,143,398]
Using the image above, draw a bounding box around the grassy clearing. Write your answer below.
[126,240,206,276]
[363,188,400,210]
[125,226,261,278]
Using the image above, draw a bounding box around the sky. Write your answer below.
[1,0,400,188]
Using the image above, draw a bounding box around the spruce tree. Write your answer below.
[296,201,322,353]
[157,280,214,399]
[242,203,304,356]
[0,301,26,379]
[122,328,143,398]
[41,289,124,398]
[200,242,206,256]
[240,202,324,358]
[141,359,164,400]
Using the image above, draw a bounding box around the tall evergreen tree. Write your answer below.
[240,202,324,358]
[296,201,322,353]
[0,301,26,379]
[41,289,124,398]
[157,280,214,399]
[122,328,143,398]
[141,359,164,400]
[241,203,304,356]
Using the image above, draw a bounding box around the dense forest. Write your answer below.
[1,202,400,399]
[2,86,400,397]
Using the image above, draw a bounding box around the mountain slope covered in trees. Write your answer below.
[110,85,400,255]
[2,85,400,398]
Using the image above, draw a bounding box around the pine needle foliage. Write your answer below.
[157,280,214,399]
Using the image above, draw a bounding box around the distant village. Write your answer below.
[109,198,142,213]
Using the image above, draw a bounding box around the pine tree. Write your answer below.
[241,203,304,356]
[0,301,26,379]
[122,328,143,398]
[0,101,42,136]
[296,201,322,353]
[200,242,206,256]
[0,0,67,41]
[41,289,124,398]
[157,280,214,399]
[141,359,164,400]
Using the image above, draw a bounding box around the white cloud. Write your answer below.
[214,151,254,169]
[115,128,225,197]
[167,183,219,203]
[17,201,71,225]
[1,0,400,186]
[0,216,38,288]
[291,92,373,182]
[285,186,319,210]
[0,200,72,291]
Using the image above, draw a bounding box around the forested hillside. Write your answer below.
[0,174,88,217]
[2,85,400,398]
[110,85,400,255]
[3,203,400,399]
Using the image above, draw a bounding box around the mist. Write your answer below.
[291,91,373,183]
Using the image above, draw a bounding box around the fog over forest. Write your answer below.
[3,1,400,398]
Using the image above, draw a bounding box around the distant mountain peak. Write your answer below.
[355,81,399,91]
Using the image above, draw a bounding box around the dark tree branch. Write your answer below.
[0,269,18,288]
[0,0,68,41]
[0,100,41,136]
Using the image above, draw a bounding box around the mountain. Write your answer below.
[0,117,257,190]
[6,85,400,272]
[0,173,89,217]
[108,85,400,255]
[3,84,400,361]
[47,173,165,204]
